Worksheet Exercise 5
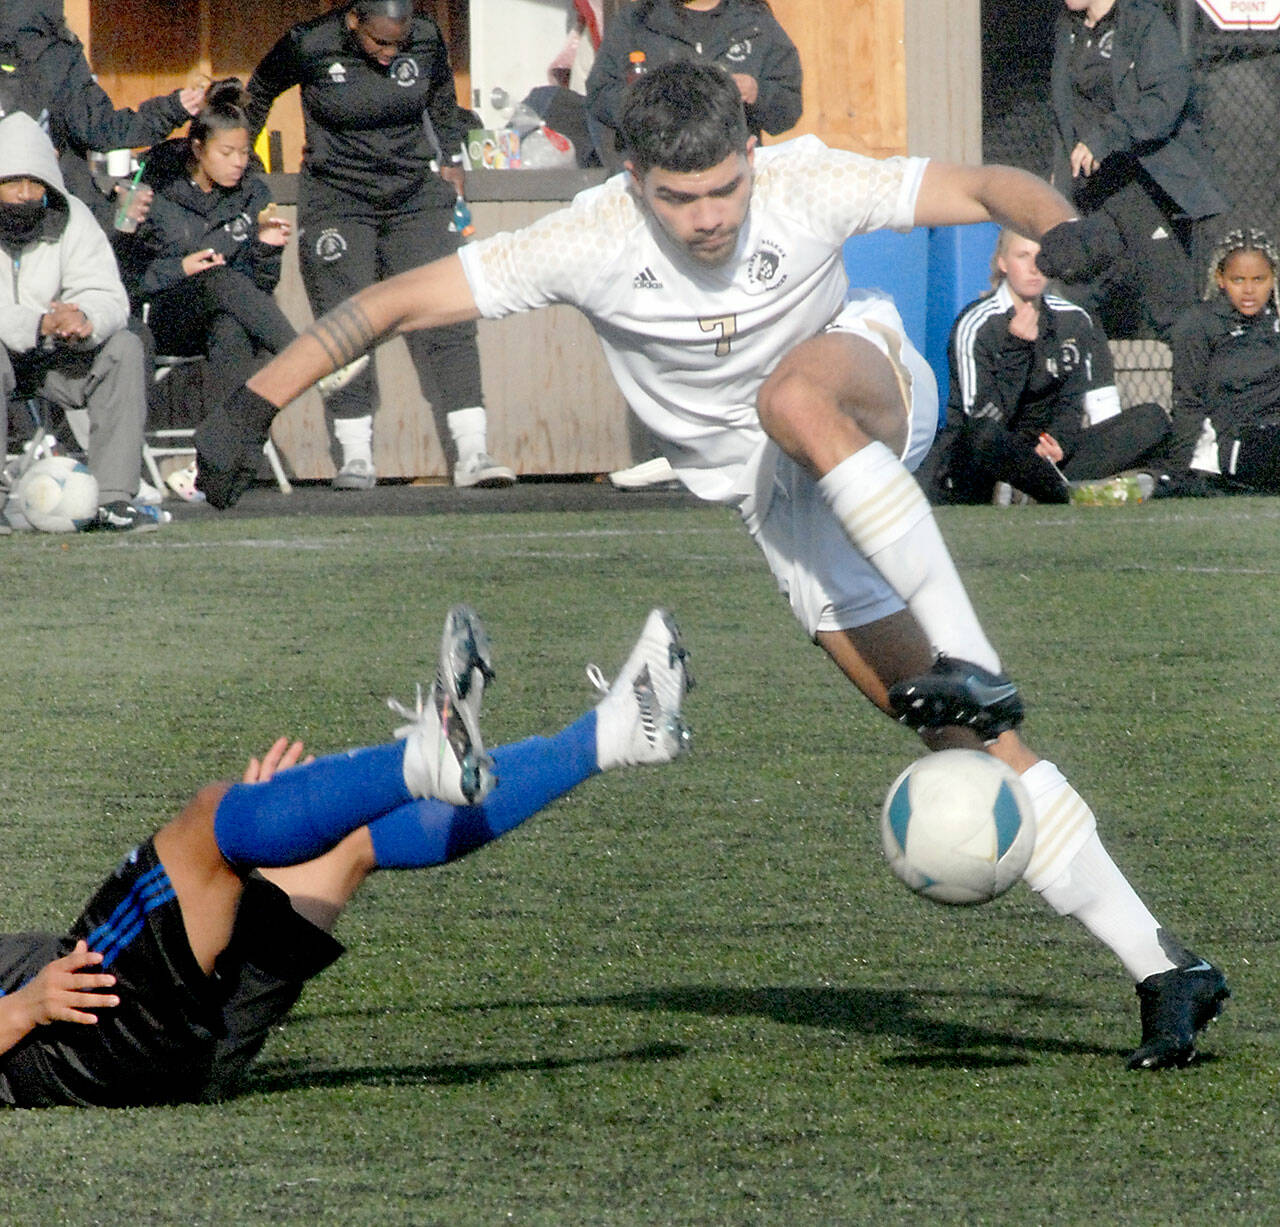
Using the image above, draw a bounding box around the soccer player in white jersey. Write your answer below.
[192,62,1227,1069]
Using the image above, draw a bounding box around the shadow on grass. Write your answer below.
[469,984,1120,1065]
[244,1039,687,1096]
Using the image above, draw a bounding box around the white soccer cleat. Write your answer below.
[391,604,496,806]
[589,608,692,770]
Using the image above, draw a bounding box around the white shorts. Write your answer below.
[745,292,939,638]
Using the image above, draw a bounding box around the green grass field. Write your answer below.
[1,495,1278,1225]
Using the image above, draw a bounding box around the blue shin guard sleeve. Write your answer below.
[369,712,599,869]
[214,742,412,869]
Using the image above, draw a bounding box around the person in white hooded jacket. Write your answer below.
[0,110,156,531]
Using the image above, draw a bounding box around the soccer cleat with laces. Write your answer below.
[1127,960,1230,1070]
[887,655,1024,739]
[390,604,496,806]
[590,608,692,770]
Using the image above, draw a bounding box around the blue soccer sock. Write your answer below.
[214,742,413,869]
[368,711,599,869]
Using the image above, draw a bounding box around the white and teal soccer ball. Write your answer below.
[881,749,1036,906]
[17,456,99,533]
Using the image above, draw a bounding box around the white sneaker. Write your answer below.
[390,604,496,806]
[165,461,206,503]
[315,354,371,398]
[333,457,377,490]
[135,479,164,507]
[608,456,677,489]
[454,452,516,488]
[588,608,692,770]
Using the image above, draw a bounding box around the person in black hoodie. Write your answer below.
[1153,228,1280,495]
[134,82,297,415]
[0,0,200,231]
[585,0,801,168]
[244,0,513,491]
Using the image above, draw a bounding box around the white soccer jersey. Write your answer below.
[459,137,928,503]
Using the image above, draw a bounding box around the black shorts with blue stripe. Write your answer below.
[0,838,342,1108]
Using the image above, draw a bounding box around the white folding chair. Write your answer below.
[144,351,292,496]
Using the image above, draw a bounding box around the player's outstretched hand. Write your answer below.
[1036,214,1123,282]
[243,736,314,784]
[18,940,119,1029]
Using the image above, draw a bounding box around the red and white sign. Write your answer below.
[1196,0,1280,29]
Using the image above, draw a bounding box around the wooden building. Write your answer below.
[61,1,982,482]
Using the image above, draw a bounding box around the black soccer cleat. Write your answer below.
[1127,962,1230,1071]
[887,656,1025,739]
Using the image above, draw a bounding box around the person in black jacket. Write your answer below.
[928,228,1169,504]
[245,0,514,491]
[133,82,298,424]
[585,0,801,169]
[1153,228,1280,495]
[0,0,200,231]
[1049,0,1227,341]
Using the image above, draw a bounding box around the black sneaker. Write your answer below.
[887,656,1025,738]
[1127,962,1230,1070]
[81,501,161,533]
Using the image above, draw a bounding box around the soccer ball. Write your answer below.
[17,456,99,533]
[880,749,1036,906]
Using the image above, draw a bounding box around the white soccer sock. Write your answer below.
[1021,760,1176,982]
[333,415,373,466]
[817,443,1000,671]
[447,406,488,464]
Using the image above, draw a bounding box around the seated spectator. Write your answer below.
[927,227,1170,505]
[0,111,158,531]
[1150,228,1280,496]
[585,0,801,169]
[134,82,298,413]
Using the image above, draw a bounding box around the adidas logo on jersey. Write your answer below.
[633,266,664,289]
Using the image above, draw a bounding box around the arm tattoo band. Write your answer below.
[305,300,382,370]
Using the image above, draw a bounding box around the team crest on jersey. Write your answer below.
[1054,338,1082,376]
[745,239,787,293]
[1097,30,1114,59]
[633,265,664,289]
[390,56,420,86]
[328,61,347,84]
[725,38,752,64]
[225,212,252,242]
[316,227,348,261]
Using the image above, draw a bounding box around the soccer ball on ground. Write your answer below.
[881,748,1036,906]
[17,456,100,533]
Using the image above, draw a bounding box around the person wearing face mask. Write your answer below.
[244,0,514,491]
[0,0,202,235]
[0,111,157,531]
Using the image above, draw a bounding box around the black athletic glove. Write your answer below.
[1035,214,1123,283]
[193,384,279,509]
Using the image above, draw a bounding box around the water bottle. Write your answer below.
[451,196,475,240]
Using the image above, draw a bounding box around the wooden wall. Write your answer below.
[768,0,905,157]
[66,1,982,166]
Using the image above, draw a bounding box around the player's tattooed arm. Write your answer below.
[302,300,389,372]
